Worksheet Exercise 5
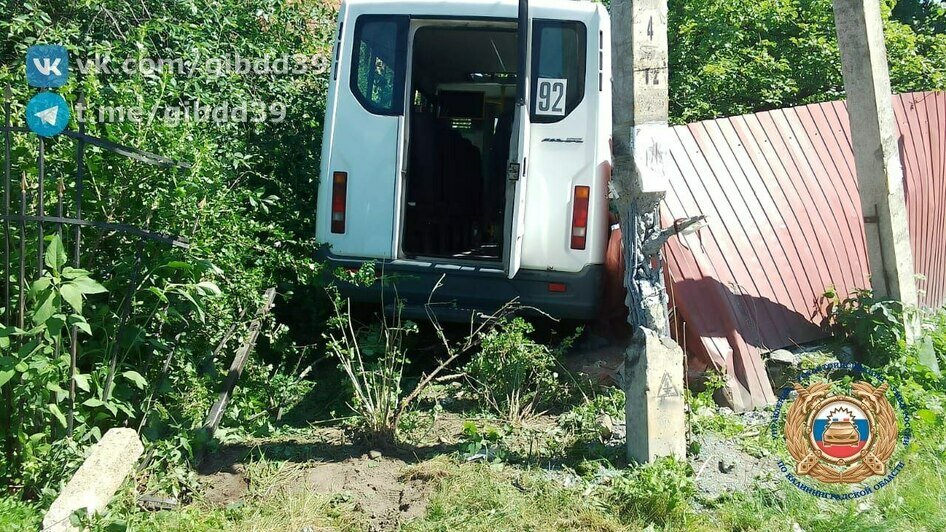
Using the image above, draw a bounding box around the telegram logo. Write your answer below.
[26,92,71,137]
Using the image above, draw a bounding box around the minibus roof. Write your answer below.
[342,0,601,19]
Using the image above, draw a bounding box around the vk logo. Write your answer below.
[26,45,69,88]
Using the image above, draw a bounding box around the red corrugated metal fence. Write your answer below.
[660,91,945,409]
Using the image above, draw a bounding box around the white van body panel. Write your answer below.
[316,4,402,259]
[520,3,610,274]
[317,0,611,277]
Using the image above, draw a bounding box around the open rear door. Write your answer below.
[503,1,531,279]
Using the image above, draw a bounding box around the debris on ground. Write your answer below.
[690,433,777,501]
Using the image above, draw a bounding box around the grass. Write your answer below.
[127,458,366,531]
[128,491,365,531]
[0,496,42,531]
[403,462,628,531]
[6,411,945,531]
[6,337,946,531]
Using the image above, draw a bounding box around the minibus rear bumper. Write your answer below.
[316,247,603,321]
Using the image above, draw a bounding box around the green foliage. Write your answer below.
[894,0,946,34]
[601,457,696,527]
[0,236,221,499]
[129,460,366,531]
[1,0,334,501]
[459,421,508,463]
[410,461,625,531]
[558,387,625,440]
[667,0,946,123]
[0,236,106,494]
[823,287,906,366]
[687,373,745,438]
[0,496,42,531]
[323,264,420,442]
[464,317,565,422]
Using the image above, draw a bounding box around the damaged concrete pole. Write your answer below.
[43,428,144,532]
[833,0,921,342]
[611,0,686,463]
[625,327,686,462]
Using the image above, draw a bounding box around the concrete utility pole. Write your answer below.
[833,0,929,359]
[611,0,698,463]
[833,0,918,308]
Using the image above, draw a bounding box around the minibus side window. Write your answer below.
[530,20,586,123]
[351,16,408,116]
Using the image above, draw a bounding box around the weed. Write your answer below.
[822,287,905,366]
[559,387,625,439]
[326,267,518,443]
[404,462,624,531]
[464,317,566,423]
[458,421,508,463]
[0,496,41,531]
[687,372,744,438]
[600,456,696,527]
[324,264,418,442]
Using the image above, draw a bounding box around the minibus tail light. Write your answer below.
[570,186,590,250]
[331,172,348,234]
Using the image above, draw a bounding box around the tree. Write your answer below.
[665,0,946,123]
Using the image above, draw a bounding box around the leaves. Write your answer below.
[667,0,946,123]
[60,283,83,314]
[0,368,14,388]
[44,235,67,274]
[69,276,108,295]
[0,0,328,494]
[32,291,58,326]
[74,373,91,393]
[121,370,148,389]
[48,404,67,428]
[195,281,221,297]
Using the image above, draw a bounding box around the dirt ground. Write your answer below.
[201,450,433,530]
[196,406,779,530]
[192,339,802,529]
[196,421,464,530]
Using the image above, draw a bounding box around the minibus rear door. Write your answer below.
[504,1,531,279]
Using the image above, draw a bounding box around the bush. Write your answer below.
[1,0,334,500]
[823,288,906,366]
[464,318,565,422]
[324,293,418,442]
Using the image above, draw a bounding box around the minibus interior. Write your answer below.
[401,26,518,263]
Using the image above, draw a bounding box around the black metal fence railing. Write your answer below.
[1,86,190,437]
